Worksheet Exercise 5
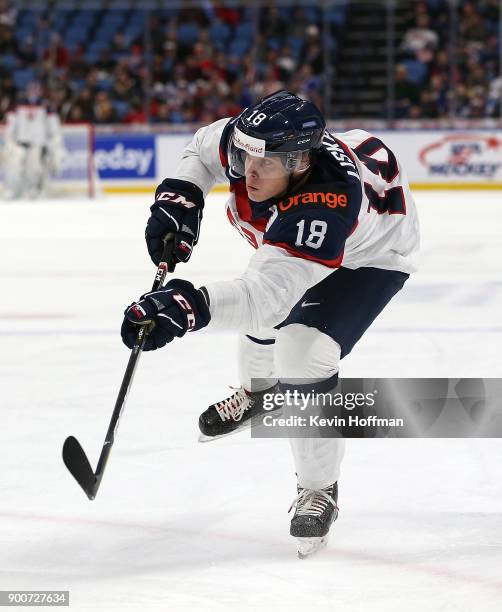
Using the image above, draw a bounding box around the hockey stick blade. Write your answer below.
[62,236,176,500]
[62,436,97,500]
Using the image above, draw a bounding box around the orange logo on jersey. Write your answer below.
[278,192,348,212]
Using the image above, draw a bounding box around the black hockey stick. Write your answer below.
[62,236,176,499]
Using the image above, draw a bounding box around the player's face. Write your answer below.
[244,154,289,201]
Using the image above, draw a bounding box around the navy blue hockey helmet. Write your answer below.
[229,90,326,177]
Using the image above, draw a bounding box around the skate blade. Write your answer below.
[296,536,329,559]
[198,409,283,443]
[198,420,252,443]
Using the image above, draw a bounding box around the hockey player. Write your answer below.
[3,82,64,199]
[121,91,420,557]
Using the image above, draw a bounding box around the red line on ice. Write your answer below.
[1,510,501,592]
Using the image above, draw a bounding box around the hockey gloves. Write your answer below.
[146,179,204,266]
[121,279,211,351]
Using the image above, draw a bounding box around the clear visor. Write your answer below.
[228,131,309,179]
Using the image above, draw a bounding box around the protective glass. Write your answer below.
[228,128,308,178]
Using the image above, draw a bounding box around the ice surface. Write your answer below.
[0,191,501,611]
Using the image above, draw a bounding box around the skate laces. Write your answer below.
[215,387,253,422]
[288,486,338,518]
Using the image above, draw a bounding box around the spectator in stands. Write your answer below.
[93,91,119,124]
[148,14,169,55]
[64,87,94,123]
[178,0,210,28]
[213,51,231,82]
[288,6,310,40]
[300,26,324,75]
[285,64,322,110]
[418,89,439,118]
[126,43,145,73]
[430,49,449,82]
[427,73,449,117]
[16,36,37,67]
[481,36,499,78]
[206,69,231,99]
[483,0,500,24]
[215,5,240,28]
[394,64,420,118]
[162,45,179,81]
[164,99,185,123]
[487,75,502,117]
[0,73,16,120]
[192,39,215,77]
[43,33,70,70]
[215,94,242,118]
[124,100,147,124]
[465,62,487,91]
[151,100,170,123]
[181,55,201,82]
[67,51,89,81]
[0,22,19,55]
[229,80,252,110]
[78,87,96,120]
[66,103,85,123]
[459,2,486,42]
[4,2,498,124]
[276,45,297,81]
[296,64,322,102]
[109,65,141,104]
[252,65,285,99]
[162,23,178,59]
[466,88,487,118]
[400,14,439,56]
[93,51,113,79]
[259,6,287,41]
[254,48,279,82]
[151,54,171,85]
[110,33,128,57]
[47,80,72,116]
[453,83,470,116]
[0,0,16,27]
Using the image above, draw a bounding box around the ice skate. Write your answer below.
[198,384,280,442]
[289,482,339,559]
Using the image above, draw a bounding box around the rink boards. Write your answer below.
[1,127,502,197]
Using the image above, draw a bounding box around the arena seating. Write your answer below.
[0,0,499,123]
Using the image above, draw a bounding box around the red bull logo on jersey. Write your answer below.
[419,135,502,178]
[278,191,348,212]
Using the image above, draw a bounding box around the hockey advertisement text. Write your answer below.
[94,134,156,179]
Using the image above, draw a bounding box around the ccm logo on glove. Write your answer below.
[156,192,197,208]
[171,292,196,330]
[121,279,211,351]
[146,179,205,266]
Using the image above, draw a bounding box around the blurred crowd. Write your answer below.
[0,0,500,123]
[396,0,501,118]
[0,2,330,124]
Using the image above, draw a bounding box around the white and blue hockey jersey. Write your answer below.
[168,118,420,333]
